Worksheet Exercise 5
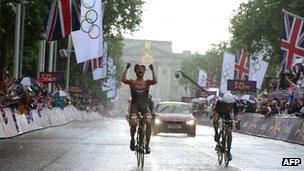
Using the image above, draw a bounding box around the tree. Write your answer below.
[103,0,144,38]
[0,0,144,105]
[0,0,47,79]
[179,42,228,89]
[229,0,304,77]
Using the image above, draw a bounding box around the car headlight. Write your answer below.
[154,118,161,125]
[186,120,195,125]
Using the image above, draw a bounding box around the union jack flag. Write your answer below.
[91,57,103,71]
[91,57,106,80]
[45,0,81,42]
[235,50,249,80]
[280,11,304,72]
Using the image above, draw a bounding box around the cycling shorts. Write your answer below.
[130,104,152,118]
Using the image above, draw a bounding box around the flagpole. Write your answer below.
[36,40,46,78]
[282,9,304,20]
[65,35,72,92]
[48,41,55,92]
[18,3,25,78]
[13,3,21,79]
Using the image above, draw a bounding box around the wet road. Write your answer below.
[0,117,303,171]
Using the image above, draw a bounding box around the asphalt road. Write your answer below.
[0,117,303,171]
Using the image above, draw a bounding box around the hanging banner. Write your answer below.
[37,72,64,83]
[220,52,236,93]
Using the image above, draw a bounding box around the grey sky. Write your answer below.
[124,0,247,54]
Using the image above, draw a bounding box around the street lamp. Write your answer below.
[175,71,208,95]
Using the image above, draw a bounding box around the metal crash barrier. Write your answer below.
[197,113,304,145]
[0,105,103,138]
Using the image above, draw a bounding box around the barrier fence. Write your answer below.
[0,106,103,138]
[197,113,304,145]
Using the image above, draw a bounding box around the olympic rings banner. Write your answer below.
[249,58,268,89]
[72,0,105,63]
[220,52,236,94]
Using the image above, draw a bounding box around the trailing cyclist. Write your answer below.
[213,92,240,161]
[121,63,157,154]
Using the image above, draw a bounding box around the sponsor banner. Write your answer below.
[247,115,264,135]
[256,116,272,136]
[38,72,64,83]
[239,114,256,134]
[195,89,217,98]
[266,117,285,139]
[288,119,304,144]
[199,113,304,145]
[227,80,257,91]
[69,85,84,93]
[276,118,295,141]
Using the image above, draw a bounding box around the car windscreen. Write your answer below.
[156,104,190,114]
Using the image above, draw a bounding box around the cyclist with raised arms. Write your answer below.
[121,63,157,154]
[213,92,240,161]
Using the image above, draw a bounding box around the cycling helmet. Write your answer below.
[222,92,235,103]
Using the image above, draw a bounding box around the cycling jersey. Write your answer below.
[214,100,238,120]
[130,88,151,115]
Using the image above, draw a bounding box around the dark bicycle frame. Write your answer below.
[216,119,236,167]
[135,112,146,168]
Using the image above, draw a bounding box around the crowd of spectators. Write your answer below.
[255,63,304,118]
[0,73,104,124]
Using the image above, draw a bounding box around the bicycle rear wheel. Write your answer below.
[223,133,229,167]
[136,151,140,167]
[216,132,223,165]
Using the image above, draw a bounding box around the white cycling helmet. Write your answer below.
[222,92,235,103]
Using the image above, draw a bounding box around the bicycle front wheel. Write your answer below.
[217,145,223,165]
[140,152,144,168]
[136,148,144,168]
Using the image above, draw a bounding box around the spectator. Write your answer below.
[256,98,271,117]
[269,100,279,115]
[52,84,65,109]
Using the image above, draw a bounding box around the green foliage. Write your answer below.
[179,42,228,89]
[180,0,304,92]
[103,0,144,37]
[0,0,144,105]
[0,0,48,77]
[107,37,124,87]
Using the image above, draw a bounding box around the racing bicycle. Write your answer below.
[135,112,146,168]
[215,119,239,167]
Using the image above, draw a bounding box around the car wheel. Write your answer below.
[188,127,196,137]
[188,132,196,137]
